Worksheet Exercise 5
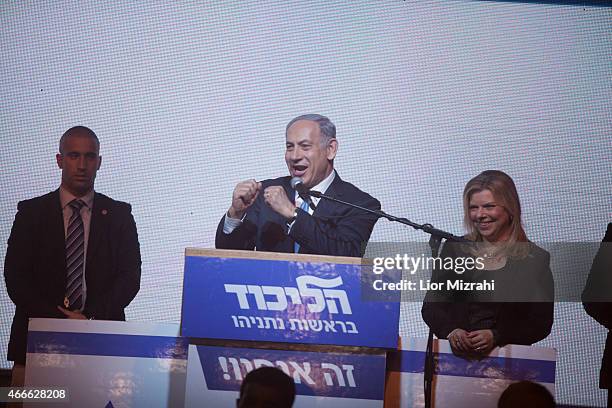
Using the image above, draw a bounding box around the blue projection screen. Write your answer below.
[1,1,610,406]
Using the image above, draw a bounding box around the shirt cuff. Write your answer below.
[287,219,296,233]
[286,207,303,233]
[223,212,245,234]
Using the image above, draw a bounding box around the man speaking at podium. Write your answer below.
[4,126,142,387]
[216,114,380,257]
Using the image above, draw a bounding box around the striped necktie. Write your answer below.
[293,199,310,253]
[65,199,85,310]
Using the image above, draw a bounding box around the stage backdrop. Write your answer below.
[1,1,610,406]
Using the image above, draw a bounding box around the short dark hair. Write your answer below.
[59,126,100,154]
[239,367,296,407]
[286,114,336,143]
[498,381,555,408]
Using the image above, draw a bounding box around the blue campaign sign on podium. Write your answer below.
[181,249,399,348]
[184,344,386,407]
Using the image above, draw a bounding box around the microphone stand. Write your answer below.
[309,190,466,241]
[310,190,468,408]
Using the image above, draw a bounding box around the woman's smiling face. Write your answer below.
[469,189,512,242]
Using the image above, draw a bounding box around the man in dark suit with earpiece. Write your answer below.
[4,126,141,387]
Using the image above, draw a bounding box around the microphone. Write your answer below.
[290,177,316,211]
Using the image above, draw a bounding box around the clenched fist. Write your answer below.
[263,186,296,219]
[228,179,261,219]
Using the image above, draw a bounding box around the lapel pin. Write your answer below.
[102,209,108,215]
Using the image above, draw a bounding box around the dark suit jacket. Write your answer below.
[4,190,141,364]
[421,240,554,347]
[582,223,612,389]
[215,173,380,257]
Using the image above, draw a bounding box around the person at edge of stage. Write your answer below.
[583,223,612,407]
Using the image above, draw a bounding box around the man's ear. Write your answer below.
[97,156,102,170]
[56,153,63,169]
[327,139,338,161]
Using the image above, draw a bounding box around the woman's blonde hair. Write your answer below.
[463,170,529,258]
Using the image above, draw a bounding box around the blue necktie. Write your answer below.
[65,199,85,310]
[293,200,310,253]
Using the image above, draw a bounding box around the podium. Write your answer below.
[181,249,399,407]
[22,248,558,407]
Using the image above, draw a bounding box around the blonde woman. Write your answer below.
[422,170,553,356]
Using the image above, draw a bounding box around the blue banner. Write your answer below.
[195,345,386,400]
[387,350,555,383]
[181,255,399,348]
[25,321,188,408]
[27,331,188,360]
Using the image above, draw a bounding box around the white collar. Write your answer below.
[59,186,94,210]
[309,169,335,195]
